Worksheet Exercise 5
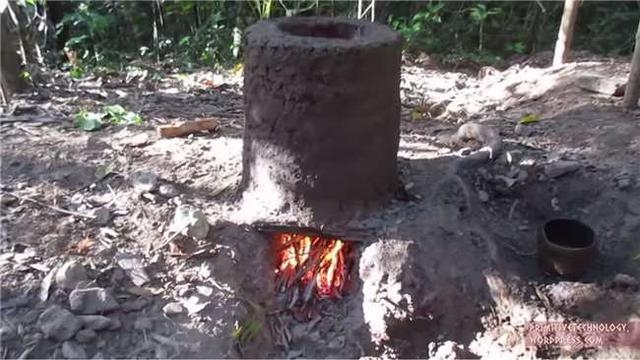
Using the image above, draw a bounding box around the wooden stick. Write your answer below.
[2,191,95,219]
[252,222,368,243]
[157,117,218,138]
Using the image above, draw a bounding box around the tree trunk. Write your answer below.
[552,0,580,67]
[1,10,27,104]
[623,19,640,109]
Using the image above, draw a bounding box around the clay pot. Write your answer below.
[537,219,597,279]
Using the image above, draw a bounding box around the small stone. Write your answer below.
[78,315,113,330]
[613,273,639,289]
[56,261,88,290]
[91,207,111,226]
[158,184,179,198]
[134,317,153,331]
[162,302,183,316]
[107,317,122,330]
[514,123,534,137]
[0,323,16,341]
[477,190,489,202]
[168,205,210,240]
[38,305,83,341]
[130,170,159,194]
[75,329,97,343]
[616,177,632,190]
[121,297,149,312]
[327,335,345,349]
[69,288,120,315]
[544,160,581,179]
[62,341,87,359]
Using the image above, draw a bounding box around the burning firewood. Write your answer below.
[273,232,352,310]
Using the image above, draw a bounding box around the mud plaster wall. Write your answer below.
[240,17,403,223]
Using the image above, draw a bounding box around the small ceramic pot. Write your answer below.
[537,218,597,279]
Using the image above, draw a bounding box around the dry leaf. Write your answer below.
[70,236,95,255]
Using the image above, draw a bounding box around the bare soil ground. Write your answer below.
[1,51,640,359]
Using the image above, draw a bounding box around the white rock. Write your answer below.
[158,184,179,198]
[38,305,83,341]
[56,261,88,290]
[162,302,184,316]
[168,205,210,239]
[477,190,490,202]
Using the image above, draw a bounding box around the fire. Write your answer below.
[274,233,350,300]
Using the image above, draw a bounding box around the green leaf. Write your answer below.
[74,110,103,131]
[519,114,540,125]
[104,104,126,117]
[69,67,84,79]
[123,112,143,125]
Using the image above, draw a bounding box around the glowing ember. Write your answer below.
[274,233,351,300]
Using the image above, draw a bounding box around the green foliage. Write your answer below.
[232,319,261,345]
[389,3,445,53]
[74,105,143,131]
[50,1,640,73]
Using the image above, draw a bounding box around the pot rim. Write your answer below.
[539,218,596,252]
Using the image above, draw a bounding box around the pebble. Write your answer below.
[62,341,87,359]
[130,170,159,193]
[544,160,581,179]
[121,297,150,312]
[134,317,153,331]
[91,207,111,226]
[75,329,97,343]
[78,315,114,331]
[38,305,83,341]
[327,335,346,349]
[613,273,639,289]
[69,287,120,315]
[56,261,88,290]
[477,190,490,202]
[162,302,184,316]
[514,123,534,137]
[168,205,210,239]
[0,323,16,341]
[158,184,180,198]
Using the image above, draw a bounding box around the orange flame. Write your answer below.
[274,233,349,299]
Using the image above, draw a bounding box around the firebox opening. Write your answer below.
[278,21,359,40]
[273,232,355,304]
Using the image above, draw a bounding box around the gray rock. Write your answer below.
[477,190,490,202]
[107,317,122,330]
[91,207,111,226]
[0,323,16,341]
[56,261,88,290]
[613,273,639,289]
[168,205,210,239]
[130,170,159,193]
[69,288,120,314]
[134,317,152,331]
[327,335,345,349]
[78,315,113,330]
[158,184,179,198]
[38,305,83,341]
[62,341,87,359]
[121,297,150,312]
[162,302,183,316]
[514,123,534,137]
[75,329,97,343]
[544,160,581,179]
